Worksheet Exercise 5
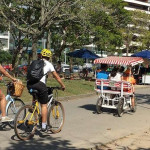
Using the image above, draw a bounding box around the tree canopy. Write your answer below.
[0,0,131,64]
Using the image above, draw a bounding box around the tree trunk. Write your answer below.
[11,31,22,69]
[46,30,51,49]
[126,42,129,56]
[32,36,38,60]
[69,47,74,72]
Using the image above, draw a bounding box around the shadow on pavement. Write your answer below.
[5,132,81,150]
[79,104,96,112]
[136,93,150,108]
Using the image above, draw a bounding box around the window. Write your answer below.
[0,39,8,49]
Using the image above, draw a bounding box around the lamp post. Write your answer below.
[64,50,66,64]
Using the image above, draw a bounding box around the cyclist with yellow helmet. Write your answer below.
[27,49,65,131]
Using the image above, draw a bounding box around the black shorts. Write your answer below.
[27,81,48,104]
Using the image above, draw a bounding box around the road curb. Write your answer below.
[59,85,150,101]
[59,92,96,101]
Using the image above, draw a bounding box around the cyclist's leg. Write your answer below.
[0,90,13,122]
[38,87,48,131]
[0,91,7,117]
[27,81,48,130]
[40,104,48,130]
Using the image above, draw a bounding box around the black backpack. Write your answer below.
[27,59,45,83]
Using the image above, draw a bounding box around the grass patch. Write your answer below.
[0,77,95,103]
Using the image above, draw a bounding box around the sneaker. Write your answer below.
[1,116,13,123]
[41,126,48,132]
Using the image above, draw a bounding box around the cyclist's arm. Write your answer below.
[0,65,17,82]
[51,71,65,90]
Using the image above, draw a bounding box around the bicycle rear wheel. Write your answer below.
[6,98,25,128]
[14,105,38,140]
[47,101,65,133]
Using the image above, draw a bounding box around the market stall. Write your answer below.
[132,50,150,84]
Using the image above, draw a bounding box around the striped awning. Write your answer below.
[94,56,144,66]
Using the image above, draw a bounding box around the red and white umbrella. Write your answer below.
[94,56,144,66]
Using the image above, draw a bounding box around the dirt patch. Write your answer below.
[93,128,150,150]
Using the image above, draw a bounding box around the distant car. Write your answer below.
[72,66,79,73]
[61,64,70,73]
[83,63,93,68]
[17,64,28,73]
[3,64,12,71]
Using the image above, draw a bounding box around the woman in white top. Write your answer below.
[109,67,121,81]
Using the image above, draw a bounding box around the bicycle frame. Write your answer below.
[18,92,57,125]
[18,101,40,125]
[5,95,15,111]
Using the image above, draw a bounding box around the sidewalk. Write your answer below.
[95,128,150,150]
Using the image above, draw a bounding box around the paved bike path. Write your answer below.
[0,86,150,150]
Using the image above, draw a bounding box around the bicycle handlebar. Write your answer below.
[49,86,62,90]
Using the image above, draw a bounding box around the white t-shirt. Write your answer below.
[109,73,121,81]
[40,59,55,84]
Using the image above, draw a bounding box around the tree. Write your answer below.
[81,0,131,55]
[0,50,12,64]
[0,0,85,60]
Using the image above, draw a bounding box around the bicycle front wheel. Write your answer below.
[47,101,65,133]
[14,105,38,140]
[6,98,25,128]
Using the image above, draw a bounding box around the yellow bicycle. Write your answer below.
[14,87,65,140]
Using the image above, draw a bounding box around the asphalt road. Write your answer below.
[0,86,150,150]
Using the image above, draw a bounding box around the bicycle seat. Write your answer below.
[29,89,39,94]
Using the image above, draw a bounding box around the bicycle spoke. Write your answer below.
[7,99,24,128]
[48,101,65,133]
[14,105,38,140]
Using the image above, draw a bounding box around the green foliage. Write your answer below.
[0,0,132,62]
[0,50,12,64]
[82,0,131,52]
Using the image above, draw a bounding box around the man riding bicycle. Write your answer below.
[27,49,65,131]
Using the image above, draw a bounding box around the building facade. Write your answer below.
[0,31,10,51]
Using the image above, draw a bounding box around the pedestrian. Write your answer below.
[37,49,42,60]
[56,61,62,74]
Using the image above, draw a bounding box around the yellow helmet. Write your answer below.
[41,49,52,58]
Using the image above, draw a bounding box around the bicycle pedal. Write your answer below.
[28,108,33,113]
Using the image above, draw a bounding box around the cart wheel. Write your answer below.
[117,98,124,117]
[131,97,137,113]
[96,97,103,114]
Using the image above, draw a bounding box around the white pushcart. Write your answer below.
[94,56,144,117]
